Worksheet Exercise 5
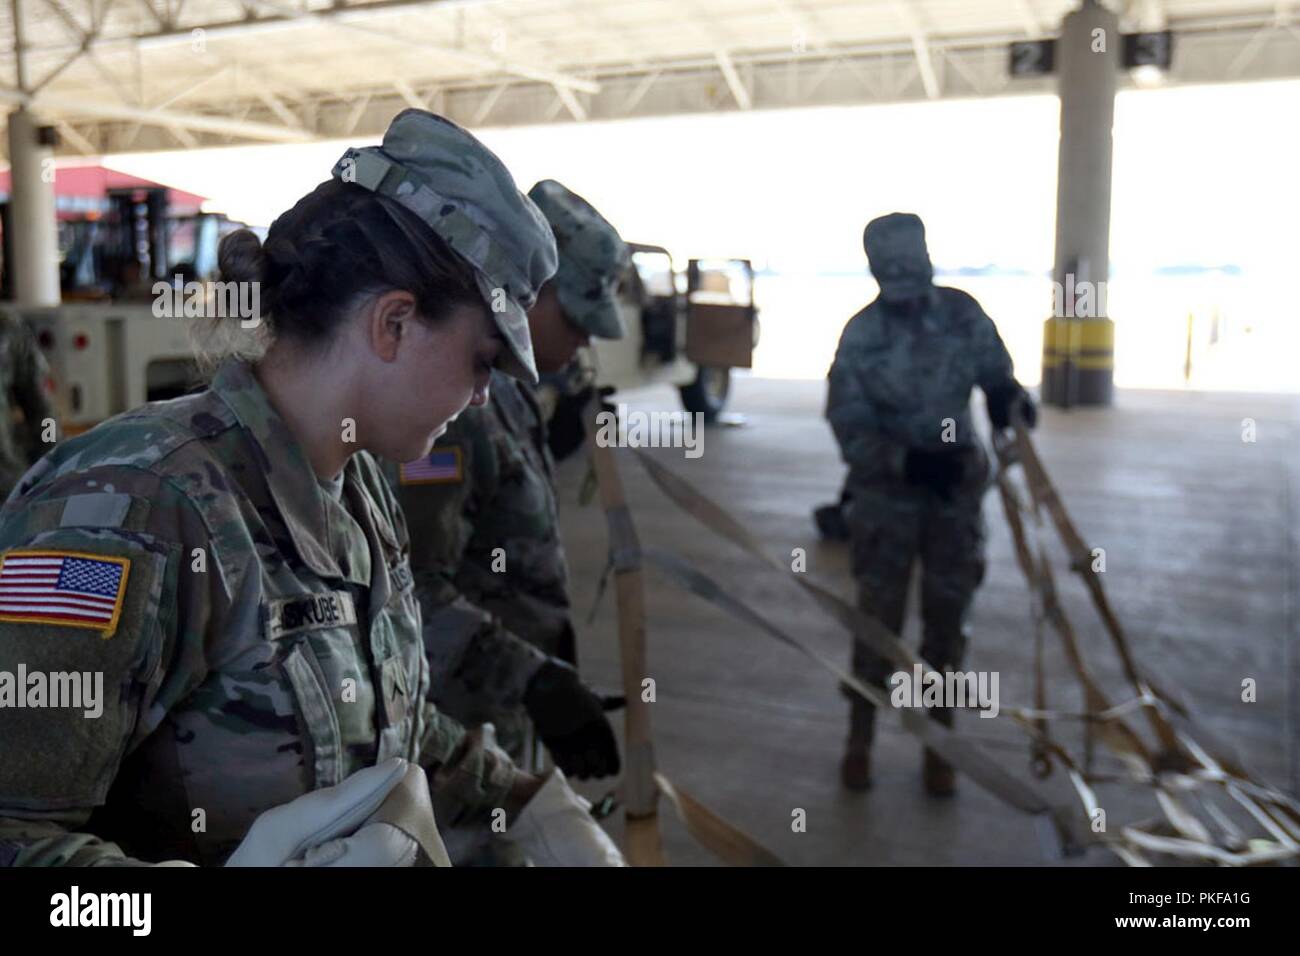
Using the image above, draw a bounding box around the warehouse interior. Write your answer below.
[0,0,1297,871]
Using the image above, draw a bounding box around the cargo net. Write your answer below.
[598,421,1300,866]
[992,423,1300,866]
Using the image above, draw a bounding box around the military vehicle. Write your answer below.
[596,243,758,421]
[540,243,759,459]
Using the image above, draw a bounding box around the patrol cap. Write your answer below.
[863,212,933,300]
[331,109,558,384]
[527,180,629,341]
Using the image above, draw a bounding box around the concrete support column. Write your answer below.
[6,106,61,306]
[1042,0,1118,407]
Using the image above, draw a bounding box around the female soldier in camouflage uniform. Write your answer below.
[0,111,622,867]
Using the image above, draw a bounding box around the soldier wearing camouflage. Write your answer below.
[392,368,569,756]
[0,360,517,865]
[826,212,1034,794]
[528,179,628,341]
[391,180,629,780]
[0,310,55,501]
[332,111,557,385]
[0,110,563,866]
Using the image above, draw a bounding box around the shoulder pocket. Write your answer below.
[0,528,173,811]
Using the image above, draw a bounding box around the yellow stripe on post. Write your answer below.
[1042,317,1115,352]
[1041,318,1115,406]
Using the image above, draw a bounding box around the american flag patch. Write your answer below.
[399,447,463,485]
[0,551,131,637]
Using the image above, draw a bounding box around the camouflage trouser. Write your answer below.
[844,485,987,744]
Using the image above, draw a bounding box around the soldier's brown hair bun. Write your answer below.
[216,228,265,287]
[217,179,480,347]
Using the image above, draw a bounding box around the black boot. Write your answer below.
[841,695,875,791]
[814,502,850,542]
[923,705,956,797]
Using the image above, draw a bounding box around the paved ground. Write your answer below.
[558,377,1299,866]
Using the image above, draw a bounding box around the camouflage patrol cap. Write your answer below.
[864,212,934,302]
[527,180,629,340]
[331,109,558,384]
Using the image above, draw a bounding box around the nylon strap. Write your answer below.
[586,410,1297,866]
[587,409,785,867]
[994,422,1300,864]
[628,435,1298,865]
[628,448,1066,822]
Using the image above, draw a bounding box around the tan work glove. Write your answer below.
[224,757,449,867]
[507,768,626,867]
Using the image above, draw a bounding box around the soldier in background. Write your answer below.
[392,180,629,805]
[826,212,1036,796]
[0,309,55,501]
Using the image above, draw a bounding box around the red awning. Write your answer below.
[0,164,209,219]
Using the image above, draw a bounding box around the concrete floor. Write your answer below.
[558,377,1299,866]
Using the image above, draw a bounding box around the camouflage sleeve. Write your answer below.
[0,466,222,866]
[381,450,525,825]
[825,322,907,481]
[9,321,55,463]
[416,698,520,827]
[398,412,495,605]
[409,602,547,826]
[422,596,547,710]
[967,295,1016,391]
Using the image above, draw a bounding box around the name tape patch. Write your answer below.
[0,550,131,638]
[266,590,358,641]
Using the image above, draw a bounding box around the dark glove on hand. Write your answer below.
[523,659,621,780]
[1020,392,1038,429]
[903,447,965,499]
[546,385,594,462]
[986,381,1037,430]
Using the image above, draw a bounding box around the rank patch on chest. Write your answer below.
[389,558,413,595]
[0,550,131,638]
[266,590,358,640]
[399,446,462,485]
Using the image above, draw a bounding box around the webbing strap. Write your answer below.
[1008,425,1186,758]
[587,411,1296,866]
[588,413,783,866]
[995,425,1300,864]
[628,435,1298,866]
[628,449,1067,824]
[655,773,785,867]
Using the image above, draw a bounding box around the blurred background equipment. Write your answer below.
[593,246,757,423]
[544,247,758,460]
[0,164,251,434]
[2,1,1296,396]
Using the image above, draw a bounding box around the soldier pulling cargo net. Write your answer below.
[588,409,1300,866]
